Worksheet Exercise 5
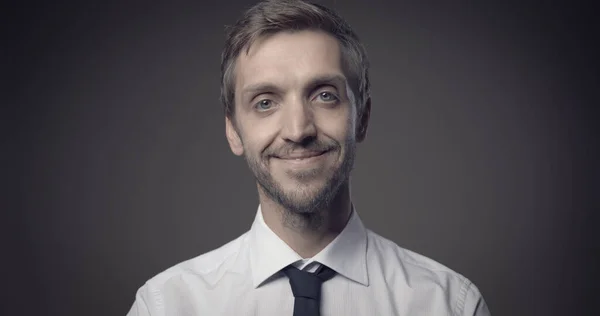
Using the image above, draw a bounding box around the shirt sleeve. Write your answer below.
[461,281,491,316]
[126,285,152,316]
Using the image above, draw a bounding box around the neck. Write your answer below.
[259,181,353,258]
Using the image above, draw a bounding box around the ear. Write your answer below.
[356,97,371,143]
[225,116,244,156]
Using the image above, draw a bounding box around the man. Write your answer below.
[128,0,491,315]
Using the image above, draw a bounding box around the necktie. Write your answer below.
[283,264,336,316]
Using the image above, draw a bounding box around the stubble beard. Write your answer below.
[244,140,356,229]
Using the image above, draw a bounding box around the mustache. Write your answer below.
[264,140,338,158]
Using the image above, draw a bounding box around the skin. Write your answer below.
[225,30,371,258]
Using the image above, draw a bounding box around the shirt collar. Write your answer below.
[248,204,369,288]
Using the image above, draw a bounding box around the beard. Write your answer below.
[243,137,356,216]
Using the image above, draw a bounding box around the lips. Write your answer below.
[275,150,328,160]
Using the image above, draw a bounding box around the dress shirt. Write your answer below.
[127,206,491,316]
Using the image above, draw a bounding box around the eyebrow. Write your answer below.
[241,83,284,99]
[305,74,347,92]
[241,74,348,100]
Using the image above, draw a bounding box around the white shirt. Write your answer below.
[127,206,491,316]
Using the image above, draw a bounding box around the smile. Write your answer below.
[273,150,329,164]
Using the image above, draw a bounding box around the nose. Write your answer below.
[280,99,317,144]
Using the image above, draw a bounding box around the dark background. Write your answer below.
[7,0,598,315]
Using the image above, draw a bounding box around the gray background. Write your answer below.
[8,0,598,315]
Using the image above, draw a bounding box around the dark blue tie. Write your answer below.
[283,264,336,316]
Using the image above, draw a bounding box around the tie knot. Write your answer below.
[283,265,336,300]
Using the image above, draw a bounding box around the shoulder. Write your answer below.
[367,229,468,282]
[127,232,251,315]
[365,229,488,315]
[142,231,249,289]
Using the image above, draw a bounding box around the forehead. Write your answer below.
[234,30,345,92]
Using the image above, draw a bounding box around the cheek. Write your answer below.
[240,120,279,154]
[315,108,355,140]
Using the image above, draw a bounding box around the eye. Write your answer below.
[255,99,274,111]
[316,91,339,103]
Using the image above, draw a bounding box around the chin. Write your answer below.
[281,182,339,212]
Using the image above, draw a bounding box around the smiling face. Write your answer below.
[225,30,369,214]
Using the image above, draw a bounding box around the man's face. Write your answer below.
[226,30,366,214]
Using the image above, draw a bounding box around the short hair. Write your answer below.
[220,0,370,119]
